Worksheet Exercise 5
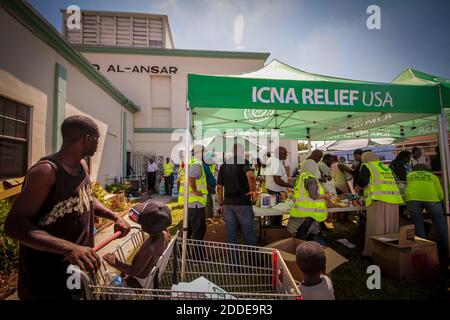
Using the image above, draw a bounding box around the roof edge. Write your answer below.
[74,45,270,61]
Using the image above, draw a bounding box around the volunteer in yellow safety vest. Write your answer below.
[177,145,208,240]
[288,151,332,241]
[163,157,174,196]
[355,151,403,257]
[405,164,448,258]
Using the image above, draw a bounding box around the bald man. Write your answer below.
[217,144,257,245]
[309,150,324,163]
[307,150,329,184]
[5,115,130,300]
[265,146,294,226]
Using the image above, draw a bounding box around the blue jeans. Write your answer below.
[223,205,256,246]
[407,201,449,257]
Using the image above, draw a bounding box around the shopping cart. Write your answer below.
[81,230,301,300]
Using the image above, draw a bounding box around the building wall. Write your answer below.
[81,51,266,156]
[163,16,174,49]
[0,7,131,184]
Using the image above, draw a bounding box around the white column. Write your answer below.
[181,101,191,281]
[307,128,312,155]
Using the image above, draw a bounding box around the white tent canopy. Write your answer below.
[319,138,396,151]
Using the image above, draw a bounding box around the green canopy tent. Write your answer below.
[188,60,445,141]
[179,60,449,277]
[391,68,450,219]
[391,67,450,143]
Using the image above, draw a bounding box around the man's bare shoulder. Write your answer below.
[25,162,56,186]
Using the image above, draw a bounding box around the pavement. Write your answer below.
[5,194,173,300]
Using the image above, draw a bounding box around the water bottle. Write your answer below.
[171,172,178,201]
[159,177,166,195]
[105,272,124,287]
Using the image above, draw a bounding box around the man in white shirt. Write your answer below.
[147,158,158,192]
[265,146,293,225]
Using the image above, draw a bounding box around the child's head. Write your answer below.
[296,241,326,277]
[132,200,172,235]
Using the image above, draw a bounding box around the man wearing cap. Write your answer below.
[178,145,208,240]
[105,200,172,287]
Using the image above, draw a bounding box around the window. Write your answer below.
[64,13,165,48]
[151,76,171,128]
[0,96,30,179]
[152,108,171,128]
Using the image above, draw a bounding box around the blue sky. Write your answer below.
[29,0,450,82]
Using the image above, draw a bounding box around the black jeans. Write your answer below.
[164,174,174,195]
[267,189,282,226]
[188,206,206,240]
[147,172,156,191]
[187,206,207,260]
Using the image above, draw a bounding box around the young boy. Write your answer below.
[296,241,335,300]
[103,200,172,288]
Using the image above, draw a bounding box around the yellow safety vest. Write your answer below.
[405,171,444,202]
[209,164,216,175]
[363,161,403,207]
[178,157,208,206]
[289,172,327,222]
[163,162,174,176]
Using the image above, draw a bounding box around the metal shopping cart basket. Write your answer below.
[81,230,301,300]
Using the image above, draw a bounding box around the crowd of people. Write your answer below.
[175,143,449,268]
[4,115,448,300]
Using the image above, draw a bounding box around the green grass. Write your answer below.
[166,202,184,236]
[323,216,450,300]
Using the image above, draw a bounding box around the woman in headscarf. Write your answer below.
[288,154,331,243]
[356,152,403,257]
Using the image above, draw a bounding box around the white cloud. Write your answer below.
[233,14,245,47]
[297,30,341,75]
[149,0,299,51]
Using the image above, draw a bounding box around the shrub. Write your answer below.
[0,200,18,272]
[105,182,129,194]
[92,183,111,208]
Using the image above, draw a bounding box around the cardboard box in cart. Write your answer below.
[371,233,439,282]
[265,238,348,282]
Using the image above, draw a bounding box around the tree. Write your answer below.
[298,142,308,151]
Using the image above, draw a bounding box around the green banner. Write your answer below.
[188,74,441,114]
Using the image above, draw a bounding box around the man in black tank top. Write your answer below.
[5,116,130,300]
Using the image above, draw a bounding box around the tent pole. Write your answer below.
[307,128,311,155]
[437,86,450,258]
[438,114,449,211]
[400,126,405,148]
[181,100,191,281]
